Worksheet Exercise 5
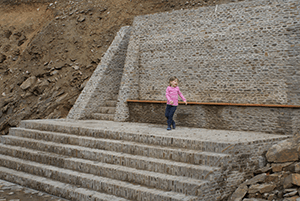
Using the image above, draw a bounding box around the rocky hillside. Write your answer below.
[0,0,234,135]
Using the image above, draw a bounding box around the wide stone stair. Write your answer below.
[91,100,117,121]
[0,119,289,201]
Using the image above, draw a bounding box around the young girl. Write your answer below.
[165,76,187,130]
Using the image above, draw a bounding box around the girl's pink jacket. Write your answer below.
[165,86,186,106]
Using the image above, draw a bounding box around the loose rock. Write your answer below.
[20,76,36,90]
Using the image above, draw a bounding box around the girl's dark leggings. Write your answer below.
[165,105,177,127]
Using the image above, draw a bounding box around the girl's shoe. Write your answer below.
[167,127,171,131]
[172,121,176,129]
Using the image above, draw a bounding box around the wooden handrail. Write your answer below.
[127,100,300,108]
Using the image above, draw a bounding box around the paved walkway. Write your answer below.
[26,119,291,144]
[0,179,68,201]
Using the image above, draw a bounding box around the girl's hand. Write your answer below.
[170,101,173,105]
[184,101,187,105]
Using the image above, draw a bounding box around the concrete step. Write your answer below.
[0,166,129,201]
[19,120,234,153]
[105,100,117,107]
[10,127,231,167]
[0,144,209,195]
[97,107,116,114]
[0,154,199,200]
[1,135,220,180]
[92,113,115,121]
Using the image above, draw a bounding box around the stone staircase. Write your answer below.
[0,119,290,200]
[92,100,117,121]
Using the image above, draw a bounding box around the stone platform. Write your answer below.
[0,119,290,200]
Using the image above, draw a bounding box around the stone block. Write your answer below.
[283,175,294,189]
[266,140,298,163]
[272,162,293,172]
[291,174,300,186]
[265,173,281,184]
[283,163,300,173]
[283,196,300,201]
[248,184,276,194]
[229,183,248,201]
[245,173,267,185]
[254,165,272,175]
[283,191,298,197]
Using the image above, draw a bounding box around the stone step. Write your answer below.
[1,135,219,180]
[0,154,199,200]
[0,144,209,195]
[0,166,129,201]
[10,127,231,167]
[92,113,115,121]
[97,107,116,114]
[105,100,117,107]
[19,120,234,153]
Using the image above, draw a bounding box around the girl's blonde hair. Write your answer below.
[169,76,178,86]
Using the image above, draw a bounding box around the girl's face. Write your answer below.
[170,79,178,87]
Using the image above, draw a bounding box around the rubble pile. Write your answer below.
[229,135,300,201]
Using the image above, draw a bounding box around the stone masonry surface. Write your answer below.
[67,26,131,120]
[128,103,300,135]
[17,119,290,144]
[0,179,68,201]
[115,0,300,124]
[0,119,290,200]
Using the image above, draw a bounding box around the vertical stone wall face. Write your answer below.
[132,0,300,105]
[67,26,132,120]
[115,0,300,133]
[128,103,300,135]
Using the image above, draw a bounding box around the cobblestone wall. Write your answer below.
[115,0,300,123]
[67,26,131,120]
[128,103,300,135]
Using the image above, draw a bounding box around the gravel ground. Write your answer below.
[0,179,68,201]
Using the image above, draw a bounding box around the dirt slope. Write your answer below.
[0,0,234,135]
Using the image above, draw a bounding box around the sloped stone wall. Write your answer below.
[67,26,131,120]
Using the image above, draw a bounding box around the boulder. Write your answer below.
[291,174,300,186]
[283,163,300,173]
[272,162,293,172]
[20,76,36,90]
[296,163,300,173]
[265,173,281,183]
[248,184,276,194]
[283,175,294,189]
[254,165,272,175]
[229,183,248,201]
[266,139,298,163]
[283,191,298,197]
[245,174,267,185]
[283,196,300,201]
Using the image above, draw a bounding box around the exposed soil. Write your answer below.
[0,0,236,135]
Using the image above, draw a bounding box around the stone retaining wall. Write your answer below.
[128,103,300,135]
[67,26,131,120]
[115,0,300,133]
